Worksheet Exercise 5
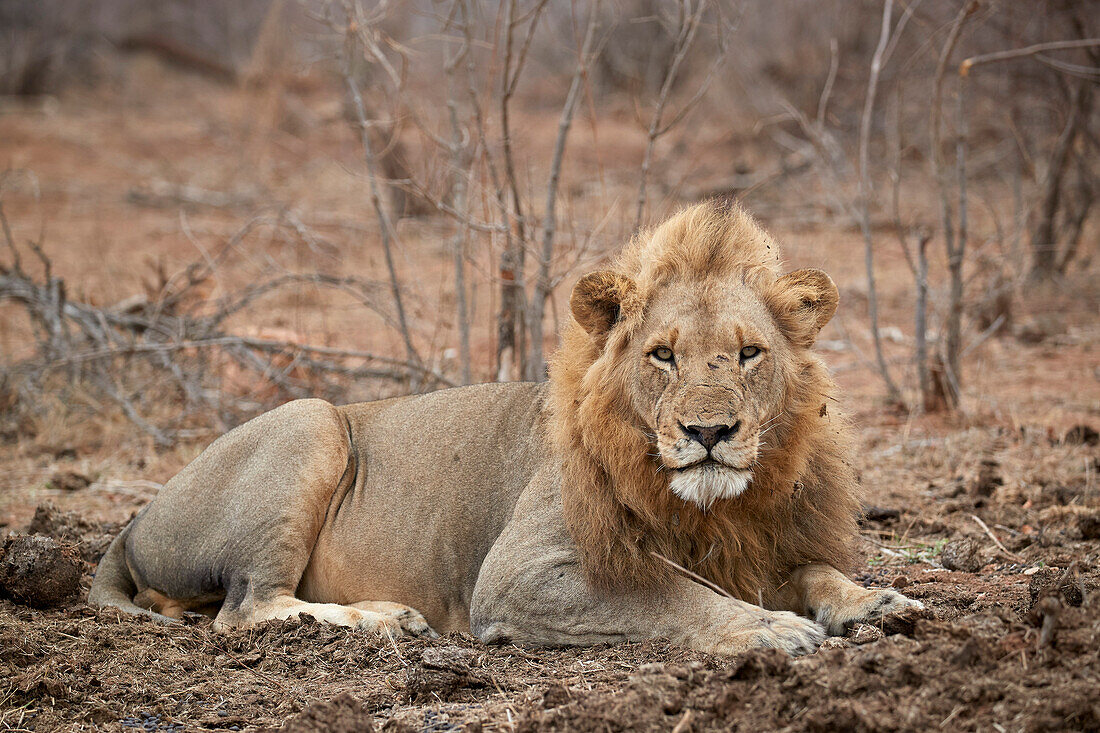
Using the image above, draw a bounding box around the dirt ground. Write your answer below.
[2,56,1099,732]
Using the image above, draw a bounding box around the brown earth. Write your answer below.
[1,55,1099,732]
[3,418,1098,733]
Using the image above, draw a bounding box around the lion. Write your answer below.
[90,201,921,655]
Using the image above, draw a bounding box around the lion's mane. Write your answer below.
[548,202,860,602]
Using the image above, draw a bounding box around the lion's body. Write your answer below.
[299,384,547,632]
[109,384,547,634]
[92,202,921,653]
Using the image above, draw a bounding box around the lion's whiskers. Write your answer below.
[760,414,782,428]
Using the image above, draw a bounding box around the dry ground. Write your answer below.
[2,57,1099,732]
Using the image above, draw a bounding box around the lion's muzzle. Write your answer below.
[659,420,759,509]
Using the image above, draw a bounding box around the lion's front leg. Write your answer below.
[773,563,924,636]
[470,505,826,656]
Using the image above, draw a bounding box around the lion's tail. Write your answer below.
[88,514,175,623]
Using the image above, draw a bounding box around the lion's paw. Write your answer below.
[716,609,826,656]
[351,601,439,638]
[815,588,925,637]
[390,606,438,638]
[754,610,827,656]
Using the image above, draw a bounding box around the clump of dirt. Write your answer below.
[940,537,984,572]
[405,645,480,702]
[1028,566,1085,610]
[1064,424,1099,446]
[25,501,121,562]
[0,534,83,608]
[280,693,376,733]
[969,458,1003,497]
[47,469,94,492]
[1077,511,1100,541]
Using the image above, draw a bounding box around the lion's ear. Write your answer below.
[769,268,839,347]
[570,271,636,336]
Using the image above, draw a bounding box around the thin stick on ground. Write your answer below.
[970,514,1023,562]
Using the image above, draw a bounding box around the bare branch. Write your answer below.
[857,0,903,406]
[959,38,1100,76]
[817,37,839,128]
[525,0,602,381]
[339,18,422,376]
[928,0,977,410]
[633,0,716,231]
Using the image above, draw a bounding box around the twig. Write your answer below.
[650,551,733,599]
[28,337,454,387]
[444,0,474,385]
[970,514,1023,561]
[817,37,839,128]
[495,0,550,381]
[0,200,22,275]
[672,709,694,733]
[959,38,1100,76]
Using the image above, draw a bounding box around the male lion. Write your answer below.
[91,202,921,655]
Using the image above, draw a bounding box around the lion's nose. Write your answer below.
[682,421,740,450]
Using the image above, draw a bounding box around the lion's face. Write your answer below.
[628,281,793,508]
[569,263,838,510]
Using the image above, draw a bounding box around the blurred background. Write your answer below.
[0,0,1096,516]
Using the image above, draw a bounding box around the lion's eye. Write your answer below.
[740,345,761,361]
[652,346,674,363]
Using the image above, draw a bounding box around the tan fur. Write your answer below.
[550,201,859,600]
[91,201,920,656]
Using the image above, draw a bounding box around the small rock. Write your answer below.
[940,537,984,573]
[890,575,910,589]
[1,535,83,608]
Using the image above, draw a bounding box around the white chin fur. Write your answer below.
[668,464,751,509]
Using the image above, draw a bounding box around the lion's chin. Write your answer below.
[668,463,751,509]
